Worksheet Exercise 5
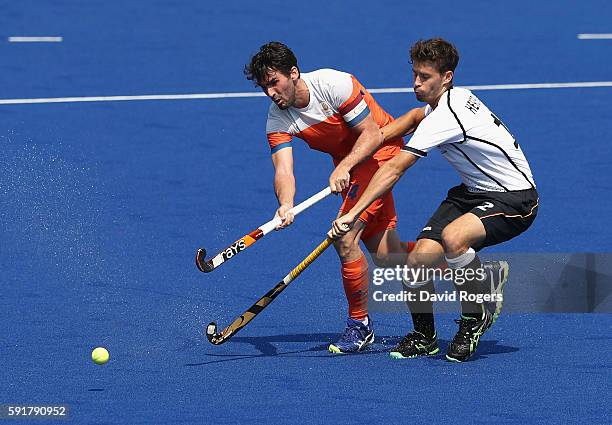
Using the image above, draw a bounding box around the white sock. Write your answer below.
[445,248,476,269]
[402,277,433,289]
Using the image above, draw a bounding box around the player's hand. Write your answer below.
[329,166,351,194]
[274,204,295,230]
[329,214,357,239]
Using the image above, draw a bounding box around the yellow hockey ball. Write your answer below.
[91,347,109,365]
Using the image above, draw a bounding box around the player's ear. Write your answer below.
[290,66,300,81]
[443,70,454,86]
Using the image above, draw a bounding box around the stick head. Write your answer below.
[205,322,223,345]
[195,248,214,272]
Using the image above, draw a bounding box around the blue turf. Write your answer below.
[1,1,611,423]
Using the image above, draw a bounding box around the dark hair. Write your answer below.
[244,42,299,86]
[409,38,459,74]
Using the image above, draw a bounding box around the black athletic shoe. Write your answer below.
[389,331,440,359]
[446,306,493,363]
[482,260,509,326]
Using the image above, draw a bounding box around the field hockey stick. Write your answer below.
[206,236,335,344]
[195,186,332,273]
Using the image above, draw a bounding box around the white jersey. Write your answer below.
[402,87,536,192]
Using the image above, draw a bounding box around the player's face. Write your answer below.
[260,67,299,109]
[412,61,453,104]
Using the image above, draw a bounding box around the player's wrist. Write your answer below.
[335,162,352,173]
[343,211,358,223]
[380,128,390,142]
[350,206,366,221]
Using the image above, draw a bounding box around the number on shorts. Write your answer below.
[476,201,495,212]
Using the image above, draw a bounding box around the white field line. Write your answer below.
[369,81,612,93]
[8,36,63,42]
[1,81,612,105]
[0,92,266,105]
[577,33,612,39]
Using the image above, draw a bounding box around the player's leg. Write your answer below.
[362,227,404,267]
[388,194,464,359]
[328,218,375,354]
[387,238,445,359]
[332,216,369,321]
[359,181,412,268]
[468,188,538,324]
[358,203,447,359]
[327,160,388,354]
[442,187,539,362]
[441,212,488,314]
[442,212,507,362]
[327,159,401,354]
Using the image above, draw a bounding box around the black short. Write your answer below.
[417,184,539,250]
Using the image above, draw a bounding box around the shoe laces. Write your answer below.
[453,317,479,343]
[398,331,426,348]
[339,323,365,342]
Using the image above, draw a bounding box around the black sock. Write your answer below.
[455,255,485,318]
[405,280,436,339]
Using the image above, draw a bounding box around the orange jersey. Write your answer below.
[266,69,402,161]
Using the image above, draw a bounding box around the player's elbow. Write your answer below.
[274,167,295,186]
[274,169,294,181]
[361,120,384,147]
[273,158,294,178]
[372,125,384,147]
[376,162,403,189]
[389,167,404,186]
[388,159,408,180]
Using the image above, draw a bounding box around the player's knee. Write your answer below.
[407,249,433,268]
[408,240,444,267]
[441,227,467,255]
[371,253,392,268]
[333,237,360,260]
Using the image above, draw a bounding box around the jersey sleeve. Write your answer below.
[266,106,293,154]
[401,106,463,158]
[324,70,371,128]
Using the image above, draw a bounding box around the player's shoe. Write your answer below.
[328,316,374,354]
[482,260,510,326]
[389,331,440,359]
[446,306,494,363]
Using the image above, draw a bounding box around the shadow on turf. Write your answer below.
[184,333,518,366]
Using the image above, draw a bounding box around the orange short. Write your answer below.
[337,144,400,241]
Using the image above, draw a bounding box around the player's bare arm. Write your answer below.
[381,107,427,141]
[331,152,419,238]
[271,147,296,229]
[329,113,383,193]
